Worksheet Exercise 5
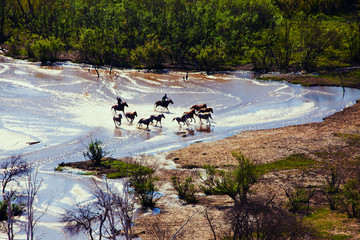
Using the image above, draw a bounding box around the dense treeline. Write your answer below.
[0,0,359,72]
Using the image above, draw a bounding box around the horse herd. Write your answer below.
[110,97,213,130]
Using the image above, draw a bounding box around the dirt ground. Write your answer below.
[130,96,360,239]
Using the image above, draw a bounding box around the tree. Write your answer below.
[25,165,49,240]
[62,202,98,240]
[285,186,317,215]
[228,196,312,239]
[339,178,360,218]
[61,178,135,240]
[321,168,341,210]
[83,139,110,167]
[0,155,28,240]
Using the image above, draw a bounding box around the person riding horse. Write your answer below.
[117,96,122,105]
[162,94,169,103]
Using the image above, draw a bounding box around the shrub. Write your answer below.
[83,139,110,167]
[228,196,312,239]
[130,173,159,209]
[285,186,317,214]
[321,168,341,210]
[31,36,64,64]
[338,178,360,218]
[0,200,24,221]
[199,152,259,204]
[130,37,165,69]
[171,176,198,204]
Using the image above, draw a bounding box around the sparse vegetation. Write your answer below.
[103,159,153,179]
[257,153,318,175]
[199,152,259,204]
[130,172,160,210]
[304,208,354,239]
[171,176,198,204]
[285,186,317,214]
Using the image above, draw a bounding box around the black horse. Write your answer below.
[138,116,154,130]
[154,99,174,111]
[150,114,165,126]
[111,102,129,115]
[196,113,213,125]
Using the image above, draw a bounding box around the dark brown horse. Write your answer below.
[198,107,213,113]
[154,99,174,111]
[183,109,196,123]
[173,114,189,126]
[111,102,129,115]
[190,104,207,111]
[125,111,138,123]
[137,116,154,130]
[150,114,165,126]
[113,114,122,128]
[196,113,213,125]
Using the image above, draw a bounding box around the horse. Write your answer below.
[150,114,165,126]
[137,116,154,130]
[111,102,129,115]
[125,111,138,123]
[173,114,189,126]
[198,107,213,113]
[154,99,174,111]
[190,104,207,111]
[197,113,213,125]
[113,114,122,128]
[183,109,196,123]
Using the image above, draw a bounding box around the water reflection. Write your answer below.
[113,128,122,138]
[196,125,212,133]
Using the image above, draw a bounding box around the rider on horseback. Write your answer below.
[162,94,169,102]
[117,96,122,105]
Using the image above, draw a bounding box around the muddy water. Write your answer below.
[1,56,360,239]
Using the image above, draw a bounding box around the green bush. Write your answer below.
[130,173,159,209]
[0,200,24,221]
[285,186,316,214]
[31,36,64,64]
[339,179,360,218]
[83,139,110,167]
[103,159,153,179]
[130,37,165,69]
[171,176,198,204]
